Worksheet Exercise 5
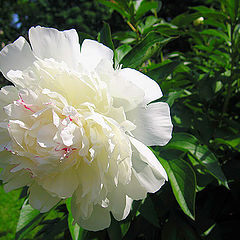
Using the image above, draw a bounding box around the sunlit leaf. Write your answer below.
[158,157,196,220]
[66,199,86,240]
[16,199,46,240]
[120,32,172,68]
[165,133,229,188]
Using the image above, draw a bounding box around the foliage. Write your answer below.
[0,0,240,239]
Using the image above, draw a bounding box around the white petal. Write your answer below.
[74,204,111,231]
[60,122,76,146]
[125,170,148,200]
[39,167,78,198]
[129,136,167,193]
[110,73,145,112]
[127,102,173,146]
[37,124,57,148]
[29,26,80,69]
[3,169,32,192]
[108,188,133,221]
[80,39,113,70]
[29,182,60,212]
[118,68,162,104]
[0,37,36,80]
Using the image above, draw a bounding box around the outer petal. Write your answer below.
[29,26,80,70]
[108,187,133,221]
[72,203,111,231]
[125,169,148,200]
[117,68,162,105]
[127,102,173,146]
[29,182,60,213]
[109,72,144,112]
[0,37,36,80]
[80,39,113,70]
[129,136,167,193]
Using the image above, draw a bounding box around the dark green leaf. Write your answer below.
[200,29,230,44]
[165,133,229,188]
[191,5,227,20]
[98,22,114,50]
[107,216,122,240]
[98,0,130,19]
[171,12,201,27]
[135,1,158,20]
[78,32,94,46]
[147,61,181,81]
[162,213,200,240]
[114,44,132,66]
[158,157,196,220]
[139,196,159,227]
[120,32,173,68]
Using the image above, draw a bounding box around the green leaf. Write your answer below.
[66,199,86,240]
[200,29,230,44]
[139,196,159,227]
[98,22,114,50]
[171,12,201,27]
[120,32,172,68]
[114,44,132,67]
[16,199,46,240]
[135,0,158,20]
[120,221,131,237]
[162,213,200,240]
[107,216,122,240]
[78,32,94,45]
[191,5,227,21]
[147,61,181,81]
[98,0,130,19]
[215,136,240,152]
[158,157,196,220]
[221,0,239,22]
[165,133,229,188]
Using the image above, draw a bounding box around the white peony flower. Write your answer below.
[0,26,172,231]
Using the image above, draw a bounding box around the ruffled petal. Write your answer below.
[72,203,111,231]
[80,39,113,70]
[117,68,162,105]
[129,136,167,193]
[127,102,173,146]
[38,167,78,198]
[29,26,80,70]
[29,182,60,212]
[0,37,36,80]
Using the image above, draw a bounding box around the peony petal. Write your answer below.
[29,182,60,212]
[108,188,133,221]
[4,171,32,192]
[37,124,57,148]
[73,203,111,231]
[109,73,145,112]
[39,167,78,198]
[29,26,80,69]
[129,136,167,193]
[80,39,113,70]
[0,37,36,80]
[127,102,173,146]
[125,169,148,200]
[117,68,162,104]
